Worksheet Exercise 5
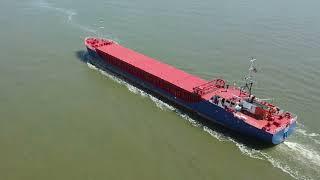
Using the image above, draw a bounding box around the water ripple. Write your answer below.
[86,60,319,180]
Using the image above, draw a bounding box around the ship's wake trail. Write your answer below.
[29,0,320,179]
[33,0,77,23]
[85,56,320,180]
[296,126,320,145]
[31,0,120,42]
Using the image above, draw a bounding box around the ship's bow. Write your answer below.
[84,37,115,58]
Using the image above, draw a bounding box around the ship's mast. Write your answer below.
[242,57,258,96]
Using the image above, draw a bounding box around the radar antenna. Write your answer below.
[241,57,258,96]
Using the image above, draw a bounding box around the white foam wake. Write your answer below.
[30,0,320,174]
[296,128,320,138]
[34,0,77,22]
[284,141,320,168]
[295,125,320,146]
[86,62,320,180]
[32,0,99,34]
[296,128,320,145]
[30,1,320,179]
[32,0,121,43]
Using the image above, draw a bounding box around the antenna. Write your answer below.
[241,57,258,96]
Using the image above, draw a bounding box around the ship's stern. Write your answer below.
[272,117,297,144]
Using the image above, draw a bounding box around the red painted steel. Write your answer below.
[96,44,207,94]
[85,37,296,134]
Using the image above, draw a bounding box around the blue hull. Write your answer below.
[87,47,99,59]
[88,50,296,144]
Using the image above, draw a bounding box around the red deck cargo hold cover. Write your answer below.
[96,44,207,93]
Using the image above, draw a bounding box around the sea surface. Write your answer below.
[1,0,320,179]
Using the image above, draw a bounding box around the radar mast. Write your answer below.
[241,57,258,96]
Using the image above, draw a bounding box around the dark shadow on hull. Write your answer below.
[75,50,90,63]
[75,50,276,150]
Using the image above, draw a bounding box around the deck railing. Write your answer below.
[193,79,225,96]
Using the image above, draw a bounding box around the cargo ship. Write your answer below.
[84,37,297,144]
